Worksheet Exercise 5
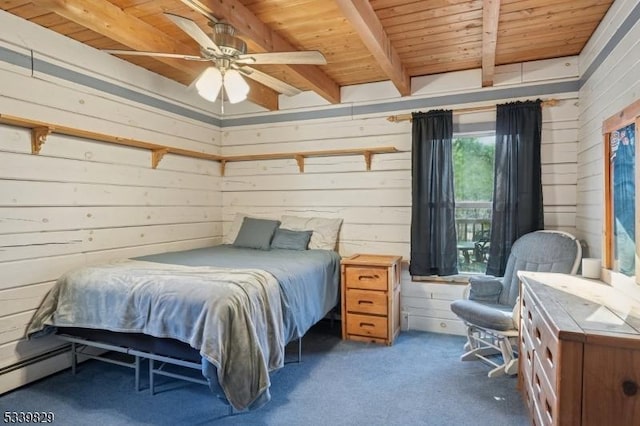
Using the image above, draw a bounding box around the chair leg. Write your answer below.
[486,335,518,378]
[463,325,479,352]
[460,326,519,377]
[498,336,519,376]
[461,328,500,361]
[461,346,501,361]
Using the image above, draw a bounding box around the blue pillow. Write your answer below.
[271,228,313,250]
[233,217,281,250]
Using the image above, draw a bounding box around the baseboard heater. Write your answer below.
[0,344,70,377]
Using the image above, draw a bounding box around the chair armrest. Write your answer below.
[467,275,503,303]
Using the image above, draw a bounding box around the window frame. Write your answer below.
[602,99,640,284]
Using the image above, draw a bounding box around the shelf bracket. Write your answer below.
[294,154,305,173]
[151,148,168,169]
[220,159,227,176]
[363,151,373,171]
[31,126,51,154]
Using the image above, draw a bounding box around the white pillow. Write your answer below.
[280,215,343,251]
[223,213,247,245]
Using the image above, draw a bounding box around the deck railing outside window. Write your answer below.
[456,201,492,273]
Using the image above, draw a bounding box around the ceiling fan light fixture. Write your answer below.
[195,67,222,102]
[104,13,322,107]
[223,69,250,104]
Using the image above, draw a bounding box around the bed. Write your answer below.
[27,242,341,411]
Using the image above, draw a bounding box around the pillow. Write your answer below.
[223,213,247,245]
[271,228,313,250]
[233,217,281,250]
[223,213,277,244]
[279,215,343,251]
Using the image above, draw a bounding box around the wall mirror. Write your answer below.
[603,99,640,282]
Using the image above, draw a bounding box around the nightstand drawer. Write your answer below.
[345,313,388,339]
[345,289,387,315]
[345,266,388,291]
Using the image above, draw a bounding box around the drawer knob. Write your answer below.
[622,380,638,396]
[358,300,373,305]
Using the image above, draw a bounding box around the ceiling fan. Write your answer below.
[104,13,327,105]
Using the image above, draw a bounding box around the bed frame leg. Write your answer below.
[297,337,302,363]
[135,356,141,392]
[149,358,155,395]
[70,342,77,375]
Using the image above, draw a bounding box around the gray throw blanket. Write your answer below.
[27,260,285,410]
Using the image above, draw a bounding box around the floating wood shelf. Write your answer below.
[0,113,223,168]
[221,147,398,175]
[0,113,398,173]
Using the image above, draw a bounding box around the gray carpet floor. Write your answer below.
[0,323,528,425]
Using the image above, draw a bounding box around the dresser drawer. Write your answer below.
[532,354,557,426]
[346,313,388,339]
[345,289,387,315]
[531,313,559,384]
[531,396,547,426]
[345,266,388,291]
[520,323,535,388]
[521,373,534,412]
[521,286,536,337]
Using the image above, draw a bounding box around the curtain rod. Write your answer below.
[386,99,559,123]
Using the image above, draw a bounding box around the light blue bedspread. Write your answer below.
[28,260,284,410]
[28,245,340,411]
[137,245,341,344]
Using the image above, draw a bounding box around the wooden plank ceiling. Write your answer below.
[2,0,614,110]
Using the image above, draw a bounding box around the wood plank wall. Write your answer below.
[0,12,222,393]
[221,60,580,335]
[577,0,640,264]
[10,0,634,389]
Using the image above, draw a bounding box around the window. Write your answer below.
[603,99,640,281]
[452,134,495,273]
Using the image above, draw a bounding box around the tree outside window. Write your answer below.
[453,135,495,273]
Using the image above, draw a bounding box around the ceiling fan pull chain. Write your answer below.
[220,83,225,115]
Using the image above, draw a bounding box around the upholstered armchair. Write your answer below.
[450,230,582,377]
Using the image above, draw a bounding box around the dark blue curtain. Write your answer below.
[486,100,544,276]
[410,110,458,276]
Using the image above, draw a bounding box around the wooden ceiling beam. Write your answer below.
[481,0,501,87]
[184,0,341,104]
[334,0,410,97]
[31,0,279,111]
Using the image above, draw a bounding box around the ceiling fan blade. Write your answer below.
[238,66,301,96]
[236,51,327,65]
[180,0,219,23]
[164,12,222,56]
[103,49,207,61]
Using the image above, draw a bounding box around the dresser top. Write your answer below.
[519,271,640,345]
[342,253,402,267]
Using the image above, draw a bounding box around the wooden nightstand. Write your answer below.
[341,253,402,345]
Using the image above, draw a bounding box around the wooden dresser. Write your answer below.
[341,254,402,345]
[518,271,640,426]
